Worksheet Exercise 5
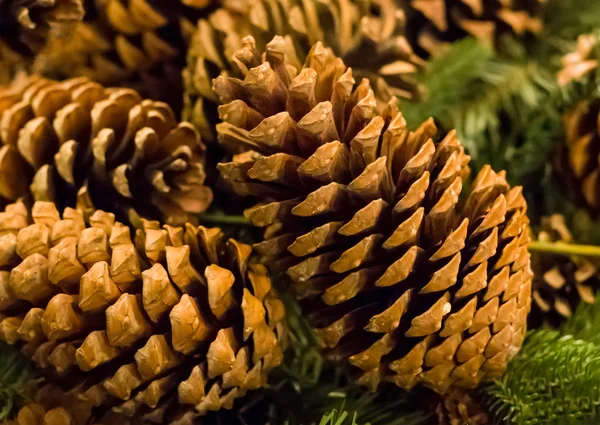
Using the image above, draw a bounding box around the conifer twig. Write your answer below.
[528,241,600,258]
[198,214,251,226]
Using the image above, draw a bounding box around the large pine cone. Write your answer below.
[0,75,212,225]
[402,0,546,57]
[183,0,423,143]
[530,215,599,328]
[558,99,600,213]
[0,201,286,423]
[32,0,214,107]
[216,36,532,394]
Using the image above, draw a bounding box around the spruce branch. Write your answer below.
[484,299,600,425]
[485,331,600,425]
[560,298,600,345]
[402,37,557,180]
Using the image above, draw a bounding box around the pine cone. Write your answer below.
[183,0,423,143]
[32,0,213,107]
[403,0,546,57]
[0,41,27,86]
[557,33,600,87]
[215,36,532,394]
[530,215,599,328]
[0,0,84,54]
[436,387,489,425]
[558,99,600,213]
[13,385,96,425]
[0,75,212,225]
[0,201,287,423]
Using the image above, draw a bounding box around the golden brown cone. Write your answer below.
[215,35,532,394]
[0,201,287,421]
[436,387,490,425]
[530,215,600,328]
[558,33,600,87]
[0,75,212,225]
[403,0,546,57]
[32,0,213,107]
[558,99,600,213]
[183,0,423,143]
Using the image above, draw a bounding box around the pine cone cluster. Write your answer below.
[0,75,212,225]
[403,0,546,57]
[216,36,532,394]
[183,0,423,143]
[558,98,600,213]
[436,387,489,425]
[0,201,287,423]
[530,215,599,328]
[558,33,599,87]
[32,0,215,107]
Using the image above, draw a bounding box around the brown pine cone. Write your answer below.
[183,0,423,143]
[0,201,287,422]
[32,0,214,107]
[0,0,84,54]
[0,0,84,85]
[402,0,546,57]
[557,33,599,87]
[215,36,532,394]
[558,98,600,213]
[0,75,212,225]
[530,215,599,328]
[436,387,489,425]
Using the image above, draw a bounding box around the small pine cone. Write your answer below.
[32,0,213,107]
[403,0,546,57]
[557,33,599,87]
[0,75,212,225]
[436,387,489,425]
[183,0,423,143]
[558,99,600,213]
[530,215,599,328]
[0,0,84,55]
[0,201,287,422]
[216,36,532,394]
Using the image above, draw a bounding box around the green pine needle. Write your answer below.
[485,299,600,425]
[401,36,557,181]
[485,331,600,425]
[0,343,38,420]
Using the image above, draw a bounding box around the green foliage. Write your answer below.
[402,36,558,184]
[560,298,600,344]
[485,331,600,425]
[485,300,600,425]
[0,343,37,420]
[318,401,430,425]
[544,0,600,42]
